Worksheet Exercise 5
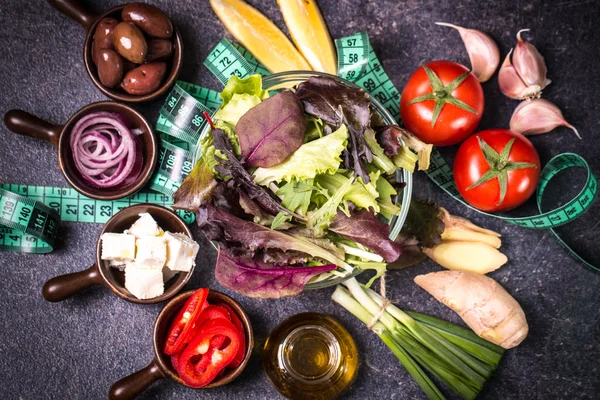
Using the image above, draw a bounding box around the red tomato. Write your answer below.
[454,129,541,212]
[400,60,484,146]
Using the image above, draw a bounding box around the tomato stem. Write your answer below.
[466,137,537,205]
[407,66,478,128]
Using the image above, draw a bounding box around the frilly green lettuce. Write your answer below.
[253,124,348,185]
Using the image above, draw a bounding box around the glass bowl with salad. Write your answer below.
[175,71,421,298]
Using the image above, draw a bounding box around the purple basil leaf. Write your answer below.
[212,128,297,218]
[376,125,403,157]
[329,209,403,262]
[215,249,336,298]
[296,76,373,183]
[236,90,306,168]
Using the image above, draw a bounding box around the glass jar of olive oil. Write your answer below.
[264,312,359,399]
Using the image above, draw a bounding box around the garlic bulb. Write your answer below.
[510,98,580,138]
[498,29,551,100]
[436,22,500,83]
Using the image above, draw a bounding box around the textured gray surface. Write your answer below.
[1,0,599,399]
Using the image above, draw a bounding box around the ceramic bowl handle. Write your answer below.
[109,359,166,400]
[4,110,62,147]
[47,0,98,31]
[42,264,103,302]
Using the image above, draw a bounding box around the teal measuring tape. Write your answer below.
[0,184,195,253]
[155,31,597,271]
[0,187,59,253]
[150,83,223,197]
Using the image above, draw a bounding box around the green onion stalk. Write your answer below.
[331,278,505,400]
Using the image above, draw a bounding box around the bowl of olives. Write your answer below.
[49,0,182,102]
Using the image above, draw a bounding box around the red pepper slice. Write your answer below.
[197,305,231,323]
[171,334,225,375]
[219,303,246,368]
[164,288,209,355]
[177,318,241,388]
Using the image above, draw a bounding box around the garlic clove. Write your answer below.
[510,98,581,138]
[436,22,500,83]
[512,29,551,90]
[498,49,537,100]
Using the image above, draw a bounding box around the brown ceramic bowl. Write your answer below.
[42,204,194,304]
[109,289,254,400]
[48,0,182,102]
[4,102,157,200]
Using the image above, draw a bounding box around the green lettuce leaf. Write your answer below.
[253,124,348,185]
[315,172,380,214]
[214,93,262,126]
[364,128,396,175]
[375,175,401,219]
[307,177,354,236]
[220,74,268,106]
[276,178,315,215]
[304,116,325,143]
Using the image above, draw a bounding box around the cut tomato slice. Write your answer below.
[164,288,209,355]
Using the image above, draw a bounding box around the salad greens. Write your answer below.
[296,76,374,183]
[252,124,348,185]
[173,74,428,298]
[236,90,305,168]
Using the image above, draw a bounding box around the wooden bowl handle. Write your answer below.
[42,264,104,302]
[47,0,98,31]
[4,110,61,147]
[109,359,166,400]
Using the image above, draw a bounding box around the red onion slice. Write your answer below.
[70,112,143,189]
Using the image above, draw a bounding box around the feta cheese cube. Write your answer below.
[125,265,164,300]
[135,236,167,269]
[100,233,136,262]
[163,232,199,272]
[126,213,161,238]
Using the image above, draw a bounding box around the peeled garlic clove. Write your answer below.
[436,22,500,83]
[498,49,535,99]
[513,29,551,90]
[510,98,581,138]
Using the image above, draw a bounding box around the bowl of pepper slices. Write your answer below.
[109,288,253,398]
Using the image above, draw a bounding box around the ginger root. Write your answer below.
[424,208,506,274]
[414,270,528,349]
[423,241,507,274]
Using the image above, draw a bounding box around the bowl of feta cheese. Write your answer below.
[42,204,200,304]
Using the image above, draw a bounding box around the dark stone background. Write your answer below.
[1,0,599,399]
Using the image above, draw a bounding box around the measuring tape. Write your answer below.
[0,188,59,253]
[0,184,195,253]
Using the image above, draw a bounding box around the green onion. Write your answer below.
[331,278,505,400]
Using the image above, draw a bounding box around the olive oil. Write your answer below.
[264,312,359,399]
